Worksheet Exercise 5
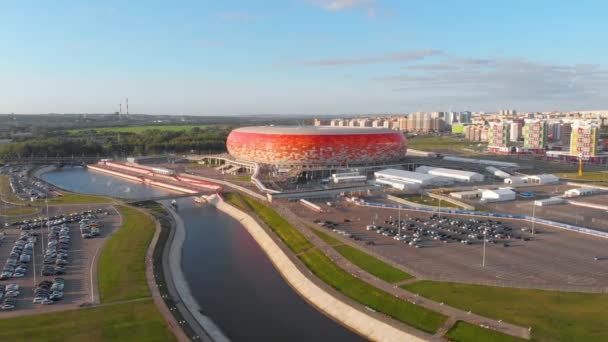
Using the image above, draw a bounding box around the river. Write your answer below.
[41,167,364,342]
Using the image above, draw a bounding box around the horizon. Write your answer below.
[2,0,607,115]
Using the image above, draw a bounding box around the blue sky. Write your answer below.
[1,0,607,115]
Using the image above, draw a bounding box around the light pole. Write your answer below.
[398,205,401,237]
[482,230,487,267]
[531,203,536,236]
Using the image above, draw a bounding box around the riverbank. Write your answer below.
[162,204,229,342]
[208,194,427,342]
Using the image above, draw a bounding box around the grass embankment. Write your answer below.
[334,245,413,283]
[407,136,486,152]
[299,249,446,333]
[98,205,156,302]
[554,171,608,184]
[69,125,209,134]
[403,281,608,341]
[226,193,446,334]
[310,226,413,283]
[445,321,527,342]
[0,300,175,342]
[309,226,342,245]
[229,193,313,253]
[400,194,461,209]
[0,207,40,216]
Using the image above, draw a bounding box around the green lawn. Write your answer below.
[309,226,343,246]
[407,136,487,152]
[38,192,113,205]
[68,125,209,134]
[400,194,462,209]
[0,300,175,342]
[232,175,251,182]
[446,321,527,342]
[299,249,446,334]
[0,206,40,216]
[98,205,156,303]
[334,244,413,283]
[554,171,608,183]
[403,281,608,342]
[227,193,313,253]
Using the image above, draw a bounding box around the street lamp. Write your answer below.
[482,229,487,267]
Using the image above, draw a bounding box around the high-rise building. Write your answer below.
[522,119,548,150]
[459,111,472,124]
[509,121,522,142]
[560,122,572,145]
[487,122,510,148]
[570,122,599,157]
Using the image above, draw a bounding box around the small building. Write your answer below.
[526,174,559,185]
[376,178,419,190]
[450,190,482,199]
[504,177,527,185]
[480,189,516,203]
[416,166,484,183]
[564,188,601,197]
[534,197,566,206]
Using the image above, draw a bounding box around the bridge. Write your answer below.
[125,191,213,204]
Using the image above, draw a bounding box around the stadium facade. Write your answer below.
[226,126,407,168]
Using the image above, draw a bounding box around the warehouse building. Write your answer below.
[450,190,482,199]
[564,188,601,197]
[526,174,559,185]
[374,169,444,190]
[415,166,484,183]
[480,188,516,203]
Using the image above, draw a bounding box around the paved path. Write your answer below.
[142,207,191,342]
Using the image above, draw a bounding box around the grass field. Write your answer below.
[68,125,209,134]
[299,249,446,334]
[309,226,342,245]
[403,281,608,342]
[228,193,313,253]
[232,175,251,182]
[0,300,175,342]
[407,136,486,152]
[554,171,608,183]
[334,245,413,283]
[38,192,113,205]
[400,194,462,208]
[98,205,156,303]
[0,206,40,216]
[445,321,526,342]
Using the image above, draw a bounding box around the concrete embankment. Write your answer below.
[163,205,229,342]
[208,195,427,342]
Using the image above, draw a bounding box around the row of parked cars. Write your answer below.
[0,284,20,310]
[80,219,101,239]
[6,209,108,229]
[1,231,35,280]
[42,225,71,276]
[8,171,49,202]
[33,278,64,305]
[314,220,377,246]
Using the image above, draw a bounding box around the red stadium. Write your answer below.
[226,126,407,167]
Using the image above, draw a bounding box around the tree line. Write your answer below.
[0,126,230,159]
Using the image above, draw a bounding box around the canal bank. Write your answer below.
[208,195,426,342]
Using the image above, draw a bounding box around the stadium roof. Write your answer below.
[232,126,397,135]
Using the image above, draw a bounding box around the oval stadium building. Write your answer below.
[226,126,407,167]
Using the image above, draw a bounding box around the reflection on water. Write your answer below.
[41,167,173,199]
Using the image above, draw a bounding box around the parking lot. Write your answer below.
[0,206,121,316]
[286,198,608,291]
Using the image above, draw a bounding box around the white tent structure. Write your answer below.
[416,166,484,183]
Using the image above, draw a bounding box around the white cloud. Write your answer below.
[310,0,375,11]
[298,49,441,66]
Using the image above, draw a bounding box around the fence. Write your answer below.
[357,200,608,239]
